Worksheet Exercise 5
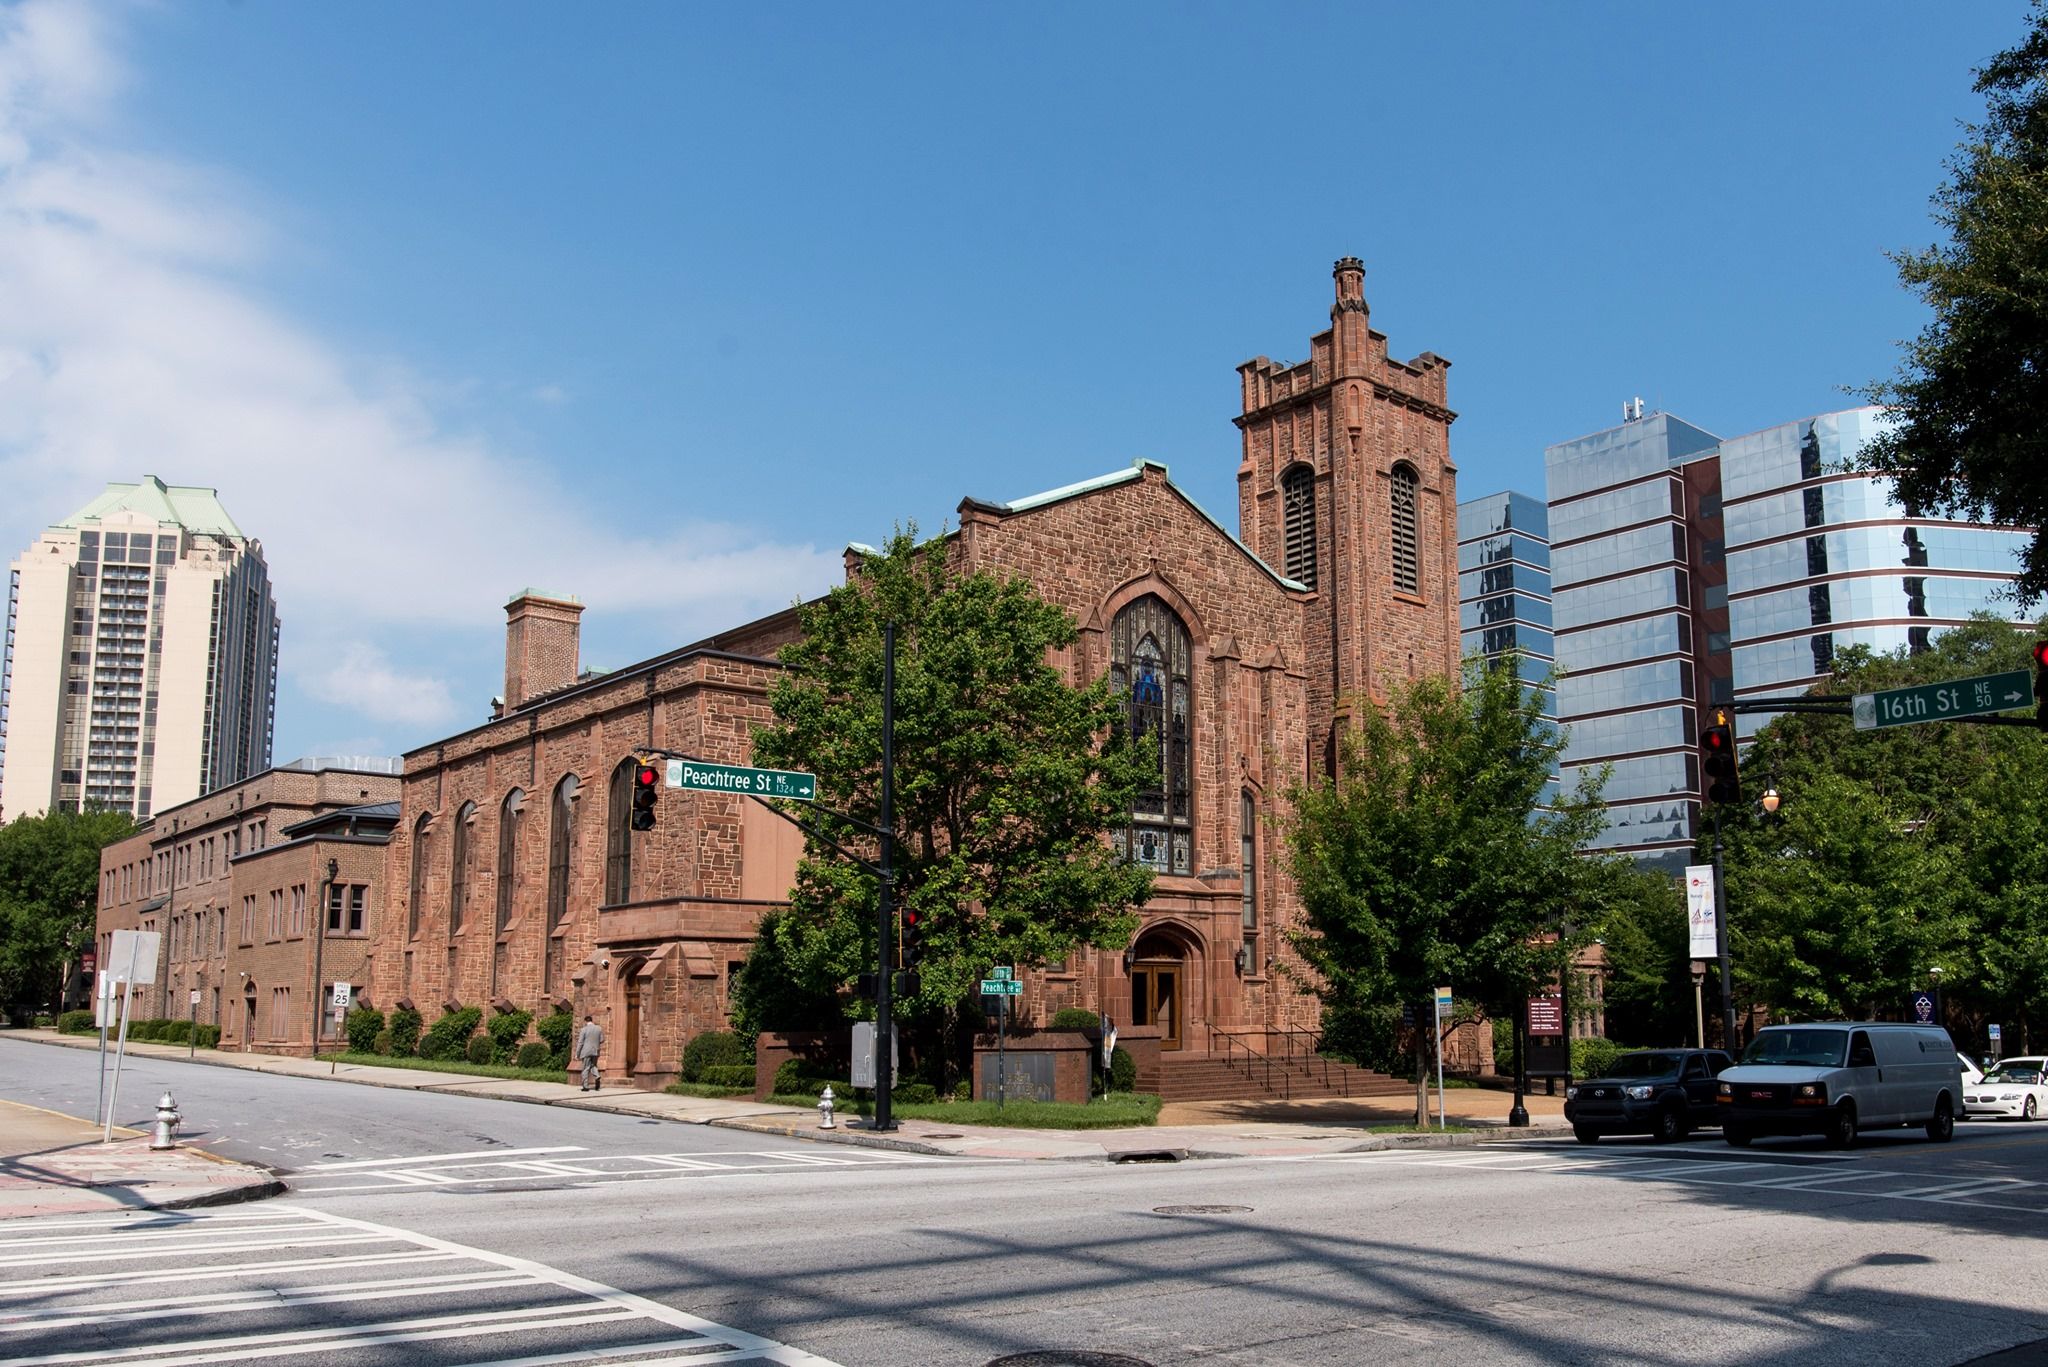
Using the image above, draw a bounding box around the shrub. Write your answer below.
[954,1079,972,1102]
[1572,1037,1626,1080]
[698,1064,755,1089]
[371,1030,394,1056]
[57,1010,96,1035]
[681,1029,749,1082]
[417,1006,483,1061]
[464,1035,495,1065]
[344,1007,386,1056]
[163,1020,192,1044]
[193,1023,221,1049]
[536,1007,574,1070]
[1049,1007,1101,1030]
[516,1041,553,1070]
[388,1006,423,1057]
[128,1019,164,1041]
[895,1082,938,1104]
[1110,1045,1137,1094]
[771,1059,850,1096]
[487,1008,533,1064]
[32,1015,54,1028]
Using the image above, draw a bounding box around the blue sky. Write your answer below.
[0,1,2024,764]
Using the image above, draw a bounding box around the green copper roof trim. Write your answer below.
[57,475,245,539]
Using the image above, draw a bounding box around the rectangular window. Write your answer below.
[348,886,367,935]
[1240,792,1257,931]
[291,884,306,937]
[327,883,344,934]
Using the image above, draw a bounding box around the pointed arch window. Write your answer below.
[1241,790,1258,931]
[1391,463,1421,594]
[408,814,431,939]
[497,788,525,934]
[1110,595,1193,875]
[449,801,476,933]
[1281,465,1317,588]
[544,774,580,994]
[605,760,634,905]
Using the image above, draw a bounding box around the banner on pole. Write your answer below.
[1685,864,1718,958]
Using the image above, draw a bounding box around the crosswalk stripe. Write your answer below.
[0,1271,536,1333]
[0,1233,396,1270]
[298,1146,587,1171]
[0,1249,462,1298]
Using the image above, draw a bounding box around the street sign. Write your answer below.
[330,981,353,1011]
[189,990,201,1006]
[1911,991,1935,1024]
[107,929,161,985]
[1434,985,1453,1012]
[664,759,817,802]
[1989,1023,2003,1042]
[987,966,1014,981]
[1852,669,2030,731]
[978,978,1022,996]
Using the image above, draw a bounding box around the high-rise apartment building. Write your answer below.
[2,477,278,822]
[1457,490,1558,798]
[1545,405,2033,869]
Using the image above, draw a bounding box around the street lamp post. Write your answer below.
[1690,960,1707,1050]
[1928,966,1945,1034]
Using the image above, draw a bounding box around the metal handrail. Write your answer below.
[1213,1027,1285,1098]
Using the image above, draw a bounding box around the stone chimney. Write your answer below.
[503,590,583,711]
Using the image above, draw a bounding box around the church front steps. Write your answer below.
[1145,1051,1412,1103]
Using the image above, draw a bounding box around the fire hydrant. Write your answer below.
[818,1085,836,1130]
[149,1092,182,1151]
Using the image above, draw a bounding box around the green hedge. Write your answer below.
[388,1006,423,1056]
[57,1010,96,1035]
[515,1041,554,1070]
[1049,1007,1102,1030]
[681,1030,749,1082]
[487,1008,533,1064]
[418,1006,483,1061]
[193,1023,220,1049]
[344,1007,386,1055]
[696,1063,755,1089]
[464,1035,495,1065]
[1571,1037,1627,1079]
[536,1008,574,1071]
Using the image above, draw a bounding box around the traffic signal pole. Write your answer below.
[1711,803,1737,1050]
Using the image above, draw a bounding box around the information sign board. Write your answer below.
[1685,865,1718,958]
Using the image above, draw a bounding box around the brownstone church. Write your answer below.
[368,259,1463,1089]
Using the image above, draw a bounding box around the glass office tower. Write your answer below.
[1545,405,2032,869]
[1458,490,1558,799]
[1721,408,2034,738]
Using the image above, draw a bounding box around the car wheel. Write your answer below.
[1724,1126,1752,1148]
[1926,1095,1955,1143]
[1573,1126,1600,1145]
[1653,1105,1687,1144]
[2025,1096,2038,1122]
[1825,1103,1858,1149]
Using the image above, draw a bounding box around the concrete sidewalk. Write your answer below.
[0,1099,283,1219]
[2,1028,1571,1166]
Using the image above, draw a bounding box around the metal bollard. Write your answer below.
[818,1085,836,1129]
[149,1092,182,1150]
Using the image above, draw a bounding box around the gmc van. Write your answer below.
[1715,1022,1962,1148]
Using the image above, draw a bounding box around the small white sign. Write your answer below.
[107,929,162,985]
[94,970,114,1029]
[1685,864,1718,958]
[330,981,353,1011]
[189,990,201,1006]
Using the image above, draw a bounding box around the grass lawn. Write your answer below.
[663,1081,754,1098]
[768,1091,1162,1129]
[322,1051,570,1084]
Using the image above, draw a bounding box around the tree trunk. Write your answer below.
[1413,1003,1429,1128]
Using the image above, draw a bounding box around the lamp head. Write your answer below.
[1761,787,1780,815]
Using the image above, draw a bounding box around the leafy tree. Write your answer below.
[1589,865,1691,1048]
[1857,4,2048,599]
[1282,654,1624,1124]
[0,808,135,1015]
[1715,617,2048,1049]
[749,528,1154,1083]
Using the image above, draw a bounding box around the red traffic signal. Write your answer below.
[631,760,660,831]
[1701,710,1740,805]
[899,907,923,966]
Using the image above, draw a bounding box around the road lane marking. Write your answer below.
[297,1146,587,1171]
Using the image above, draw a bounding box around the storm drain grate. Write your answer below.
[1151,1204,1253,1216]
[987,1355,1156,1367]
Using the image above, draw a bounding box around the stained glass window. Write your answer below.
[1110,595,1192,874]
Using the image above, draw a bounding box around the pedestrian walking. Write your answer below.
[576,1014,604,1091]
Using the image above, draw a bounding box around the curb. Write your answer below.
[159,1178,290,1211]
[705,1115,956,1157]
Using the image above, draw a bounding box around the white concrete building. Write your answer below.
[2,477,278,822]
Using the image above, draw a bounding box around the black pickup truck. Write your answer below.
[1565,1048,1734,1143]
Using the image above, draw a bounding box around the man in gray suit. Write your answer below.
[576,1014,604,1091]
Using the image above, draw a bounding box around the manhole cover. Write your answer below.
[1151,1204,1253,1216]
[986,1355,1155,1367]
[922,1133,964,1139]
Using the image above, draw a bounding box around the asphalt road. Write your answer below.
[5,1036,2047,1367]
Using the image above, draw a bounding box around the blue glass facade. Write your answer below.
[1457,491,1557,801]
[1545,413,1719,870]
[1544,404,2034,868]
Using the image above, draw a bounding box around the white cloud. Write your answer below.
[298,641,461,730]
[0,1,841,733]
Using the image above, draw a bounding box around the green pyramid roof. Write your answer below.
[57,476,245,538]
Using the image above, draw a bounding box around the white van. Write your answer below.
[1715,1022,1962,1148]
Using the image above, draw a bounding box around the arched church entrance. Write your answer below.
[1129,929,1197,1051]
[616,957,645,1075]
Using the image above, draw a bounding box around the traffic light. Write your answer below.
[899,907,923,967]
[1701,710,1740,805]
[630,758,660,831]
[2034,641,2048,729]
